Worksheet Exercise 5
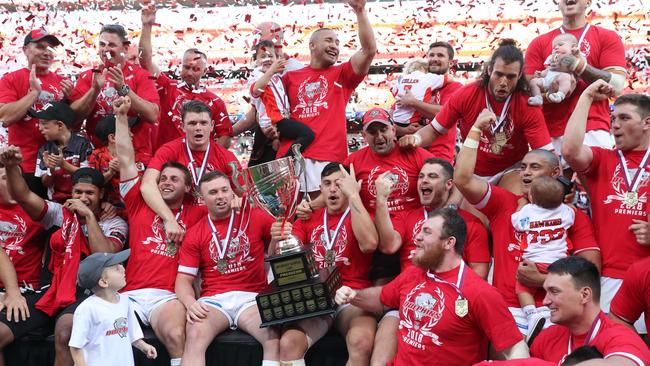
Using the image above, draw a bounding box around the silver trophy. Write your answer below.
[230,145,306,254]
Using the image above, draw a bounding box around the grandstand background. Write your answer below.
[0,0,648,116]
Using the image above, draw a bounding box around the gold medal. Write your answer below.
[455,297,468,317]
[166,240,177,256]
[325,249,336,266]
[217,259,228,274]
[490,142,503,154]
[494,132,507,145]
[624,191,639,208]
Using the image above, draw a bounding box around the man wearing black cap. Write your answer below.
[31,102,93,203]
[0,146,128,366]
[69,23,159,166]
[0,29,73,198]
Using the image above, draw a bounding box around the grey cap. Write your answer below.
[77,249,130,290]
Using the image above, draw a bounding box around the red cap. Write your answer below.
[362,108,393,131]
[24,29,61,47]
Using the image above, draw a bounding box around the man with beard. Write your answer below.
[400,39,552,194]
[139,3,232,149]
[140,100,240,245]
[394,42,463,163]
[0,148,127,366]
[453,107,601,335]
[113,96,206,366]
[69,24,159,166]
[370,157,490,365]
[335,208,527,365]
[280,0,376,197]
[0,29,73,197]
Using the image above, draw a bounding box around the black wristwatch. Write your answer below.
[116,84,130,96]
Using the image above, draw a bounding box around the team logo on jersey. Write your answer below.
[35,90,57,109]
[580,40,591,58]
[106,317,128,338]
[208,231,252,270]
[309,224,350,267]
[142,216,187,257]
[400,282,445,348]
[603,164,648,214]
[479,116,515,153]
[0,215,27,254]
[61,217,79,264]
[367,166,409,198]
[294,76,329,118]
[410,218,425,247]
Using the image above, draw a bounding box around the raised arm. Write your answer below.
[105,65,159,123]
[140,168,185,244]
[398,124,441,149]
[453,109,495,203]
[0,146,45,219]
[338,164,378,253]
[139,2,161,77]
[374,172,403,254]
[561,80,614,173]
[348,0,377,76]
[558,54,627,95]
[113,96,139,181]
[69,71,105,118]
[0,66,41,126]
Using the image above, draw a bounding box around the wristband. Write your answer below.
[576,59,588,75]
[412,134,422,146]
[463,138,479,149]
[470,126,482,134]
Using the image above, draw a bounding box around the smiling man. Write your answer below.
[400,39,552,194]
[140,100,241,245]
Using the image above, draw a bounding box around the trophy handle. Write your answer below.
[291,144,310,202]
[229,161,247,193]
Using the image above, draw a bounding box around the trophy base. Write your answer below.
[257,267,342,327]
[265,246,319,286]
[277,236,303,255]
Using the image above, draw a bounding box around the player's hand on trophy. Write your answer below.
[335,286,357,305]
[398,133,422,149]
[375,171,394,202]
[271,221,293,241]
[337,164,362,198]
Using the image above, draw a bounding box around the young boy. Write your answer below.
[511,176,575,336]
[248,40,314,158]
[88,114,139,206]
[391,59,446,136]
[69,249,157,366]
[528,33,579,105]
[32,101,93,202]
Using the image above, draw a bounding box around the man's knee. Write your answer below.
[0,323,15,348]
[54,318,73,345]
[346,325,375,354]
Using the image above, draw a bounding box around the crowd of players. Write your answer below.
[0,0,649,365]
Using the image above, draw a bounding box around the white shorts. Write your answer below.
[474,162,521,185]
[508,306,551,335]
[295,158,331,193]
[334,303,352,319]
[124,288,177,326]
[199,291,258,329]
[382,309,399,320]
[600,276,647,334]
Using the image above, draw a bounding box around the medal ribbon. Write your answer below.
[174,205,184,221]
[322,208,351,251]
[427,261,467,299]
[617,149,650,193]
[207,212,236,260]
[184,138,211,186]
[567,312,602,354]
[560,24,591,49]
[484,93,512,135]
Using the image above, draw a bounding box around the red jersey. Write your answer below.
[580,147,650,278]
[0,203,47,289]
[476,184,599,307]
[178,208,274,296]
[426,80,462,163]
[344,146,433,214]
[120,177,206,292]
[280,61,366,162]
[380,264,523,366]
[531,312,650,365]
[155,73,232,149]
[393,207,490,270]
[148,137,241,189]
[431,82,552,176]
[524,25,626,136]
[611,256,650,333]
[292,208,373,289]
[0,68,68,173]
[69,62,159,164]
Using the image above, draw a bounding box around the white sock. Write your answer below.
[523,305,536,317]
[282,360,306,366]
[170,358,181,366]
[262,361,280,366]
[528,95,543,106]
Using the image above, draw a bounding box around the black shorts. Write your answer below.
[0,288,52,339]
[55,288,91,322]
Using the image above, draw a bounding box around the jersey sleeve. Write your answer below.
[430,86,463,134]
[133,69,160,106]
[147,142,175,171]
[78,138,94,166]
[522,105,552,149]
[39,200,64,230]
[340,61,366,90]
[471,286,524,352]
[462,214,491,264]
[578,146,605,177]
[68,301,92,348]
[291,218,310,245]
[475,184,517,220]
[597,29,627,71]
[380,267,415,308]
[610,262,646,324]
[69,70,92,102]
[568,208,599,254]
[101,217,129,249]
[210,97,233,137]
[524,36,547,75]
[0,72,20,103]
[34,145,48,178]
[178,226,202,277]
